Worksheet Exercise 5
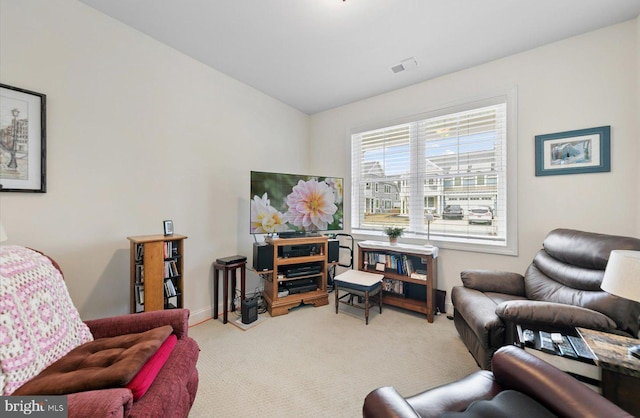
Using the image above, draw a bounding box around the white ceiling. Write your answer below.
[79,0,640,115]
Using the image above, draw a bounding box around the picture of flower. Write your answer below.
[250,171,344,234]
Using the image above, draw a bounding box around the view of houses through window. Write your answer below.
[351,99,508,246]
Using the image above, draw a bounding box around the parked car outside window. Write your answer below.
[468,206,493,224]
[443,205,464,220]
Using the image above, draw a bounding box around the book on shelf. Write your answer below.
[135,244,144,262]
[135,264,144,283]
[135,284,144,305]
[163,241,179,259]
[164,260,179,278]
[364,251,425,277]
[164,279,177,297]
[382,278,404,294]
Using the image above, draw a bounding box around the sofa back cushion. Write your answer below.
[0,246,94,395]
[525,229,640,336]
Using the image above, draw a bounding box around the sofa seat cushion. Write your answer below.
[13,325,173,396]
[440,390,556,418]
[0,246,94,395]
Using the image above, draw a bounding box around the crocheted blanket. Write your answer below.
[0,245,94,395]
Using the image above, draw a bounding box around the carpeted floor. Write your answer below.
[188,295,479,417]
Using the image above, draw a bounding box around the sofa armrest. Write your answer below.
[363,387,421,418]
[85,309,190,340]
[493,346,632,418]
[495,300,617,331]
[405,371,501,418]
[68,388,133,418]
[460,270,525,296]
[363,371,501,418]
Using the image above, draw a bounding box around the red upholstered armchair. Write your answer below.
[0,246,199,418]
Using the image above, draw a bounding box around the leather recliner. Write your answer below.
[362,345,632,418]
[452,229,640,369]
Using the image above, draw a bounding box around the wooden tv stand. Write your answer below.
[260,236,329,316]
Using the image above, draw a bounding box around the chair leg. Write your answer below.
[365,291,369,325]
[335,284,339,314]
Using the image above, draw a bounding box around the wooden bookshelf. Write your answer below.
[128,234,187,313]
[357,240,438,323]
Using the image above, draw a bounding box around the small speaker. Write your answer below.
[241,298,258,324]
[327,239,339,263]
[253,242,273,271]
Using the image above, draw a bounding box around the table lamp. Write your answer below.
[600,250,640,359]
[424,213,434,247]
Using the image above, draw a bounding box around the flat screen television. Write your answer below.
[250,170,343,235]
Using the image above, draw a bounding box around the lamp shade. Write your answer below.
[601,250,640,304]
[0,222,7,242]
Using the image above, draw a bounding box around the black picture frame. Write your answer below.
[0,84,46,192]
[163,220,174,236]
[535,126,610,176]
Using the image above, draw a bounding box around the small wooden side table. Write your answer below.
[213,258,246,324]
[578,327,640,416]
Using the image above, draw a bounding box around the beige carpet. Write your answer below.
[188,296,479,417]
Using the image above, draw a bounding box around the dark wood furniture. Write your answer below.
[357,241,438,323]
[213,259,247,324]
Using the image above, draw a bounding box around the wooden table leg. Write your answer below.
[223,268,229,324]
[213,267,219,319]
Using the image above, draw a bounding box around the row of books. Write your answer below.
[135,264,144,283]
[165,279,178,297]
[164,260,180,278]
[383,278,403,294]
[363,252,426,277]
[135,244,144,262]
[164,241,179,259]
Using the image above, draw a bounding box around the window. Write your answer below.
[350,91,517,254]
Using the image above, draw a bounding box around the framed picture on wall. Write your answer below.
[0,84,47,192]
[535,126,610,176]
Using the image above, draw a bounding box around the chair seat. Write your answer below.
[334,270,384,324]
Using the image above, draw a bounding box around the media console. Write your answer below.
[257,236,330,316]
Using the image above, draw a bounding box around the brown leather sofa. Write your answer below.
[451,229,640,369]
[363,345,633,418]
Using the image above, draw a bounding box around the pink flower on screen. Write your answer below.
[285,179,337,231]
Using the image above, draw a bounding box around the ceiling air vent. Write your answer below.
[390,57,418,74]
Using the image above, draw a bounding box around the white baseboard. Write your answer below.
[189,306,213,326]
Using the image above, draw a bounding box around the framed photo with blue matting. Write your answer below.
[535,126,610,176]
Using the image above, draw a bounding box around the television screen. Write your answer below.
[250,171,343,234]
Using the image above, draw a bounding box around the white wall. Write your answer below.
[2,1,638,321]
[310,20,640,311]
[0,0,310,323]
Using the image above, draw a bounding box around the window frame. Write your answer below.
[348,88,518,256]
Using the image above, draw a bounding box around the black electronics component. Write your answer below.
[241,297,258,324]
[216,255,247,265]
[280,263,322,278]
[327,239,339,263]
[278,243,321,258]
[253,243,273,271]
[280,279,317,294]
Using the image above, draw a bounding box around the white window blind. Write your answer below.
[351,95,513,250]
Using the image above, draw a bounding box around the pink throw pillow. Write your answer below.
[126,334,177,400]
